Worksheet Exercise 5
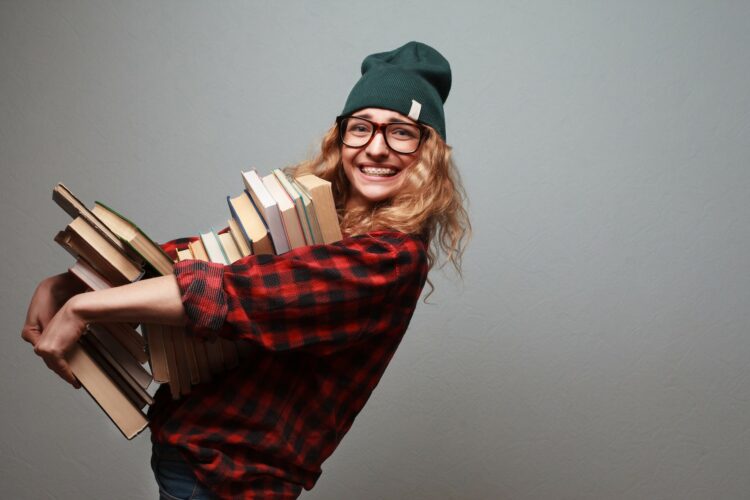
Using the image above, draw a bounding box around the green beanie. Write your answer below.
[341,41,451,140]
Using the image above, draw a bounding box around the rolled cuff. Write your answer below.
[173,260,228,335]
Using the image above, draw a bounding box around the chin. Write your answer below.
[351,178,406,205]
[359,189,396,205]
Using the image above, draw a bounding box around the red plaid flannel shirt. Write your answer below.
[149,231,428,499]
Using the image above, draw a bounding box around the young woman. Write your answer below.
[22,41,470,499]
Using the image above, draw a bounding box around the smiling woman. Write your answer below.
[340,108,423,208]
[23,41,470,499]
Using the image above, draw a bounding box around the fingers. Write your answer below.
[22,321,79,388]
[22,322,78,387]
[34,343,81,389]
[21,324,43,347]
[24,291,87,390]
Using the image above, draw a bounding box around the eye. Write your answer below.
[346,120,372,136]
[388,125,419,140]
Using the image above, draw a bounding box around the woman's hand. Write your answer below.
[21,273,88,388]
[32,296,89,388]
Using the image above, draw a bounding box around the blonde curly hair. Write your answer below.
[287,122,471,285]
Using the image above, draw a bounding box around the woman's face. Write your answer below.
[340,107,420,210]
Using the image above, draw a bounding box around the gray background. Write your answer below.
[2,1,749,499]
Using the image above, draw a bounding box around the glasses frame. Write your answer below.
[336,115,427,154]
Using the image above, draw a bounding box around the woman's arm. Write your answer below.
[28,275,187,388]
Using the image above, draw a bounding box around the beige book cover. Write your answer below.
[227,192,274,255]
[227,218,252,257]
[66,344,149,440]
[294,175,343,244]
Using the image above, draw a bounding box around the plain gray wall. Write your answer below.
[2,1,749,499]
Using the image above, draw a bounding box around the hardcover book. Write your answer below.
[242,169,289,254]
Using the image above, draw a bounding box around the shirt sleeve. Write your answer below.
[172,231,428,355]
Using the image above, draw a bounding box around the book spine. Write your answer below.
[142,323,169,383]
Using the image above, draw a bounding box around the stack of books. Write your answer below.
[53,168,342,439]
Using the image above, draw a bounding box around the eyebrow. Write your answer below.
[352,113,414,124]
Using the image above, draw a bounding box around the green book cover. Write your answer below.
[92,201,174,276]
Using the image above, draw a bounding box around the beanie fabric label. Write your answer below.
[408,100,422,121]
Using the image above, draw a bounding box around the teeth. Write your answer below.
[360,166,397,177]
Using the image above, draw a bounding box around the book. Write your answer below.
[227,192,274,255]
[262,173,306,250]
[79,335,148,410]
[175,320,200,389]
[54,186,158,406]
[171,325,193,397]
[53,184,140,263]
[56,218,144,285]
[274,169,314,245]
[69,216,144,281]
[218,232,242,263]
[68,258,114,290]
[141,323,169,383]
[200,230,229,264]
[242,169,289,254]
[290,177,323,244]
[227,218,252,258]
[66,343,148,440]
[94,322,147,366]
[188,238,209,261]
[92,202,174,276]
[294,175,343,244]
[161,324,183,399]
[82,331,154,408]
[176,248,193,261]
[88,324,152,390]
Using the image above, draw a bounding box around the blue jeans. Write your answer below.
[151,442,215,500]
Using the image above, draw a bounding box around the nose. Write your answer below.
[365,129,390,158]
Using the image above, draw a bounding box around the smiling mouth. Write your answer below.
[359,166,399,177]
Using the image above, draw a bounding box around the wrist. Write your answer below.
[55,294,91,343]
[66,291,98,324]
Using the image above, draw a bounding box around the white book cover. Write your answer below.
[200,230,229,265]
[241,169,289,254]
[263,173,306,250]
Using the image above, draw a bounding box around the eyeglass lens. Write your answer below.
[341,118,421,154]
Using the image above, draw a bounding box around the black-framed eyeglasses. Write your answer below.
[336,115,426,154]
